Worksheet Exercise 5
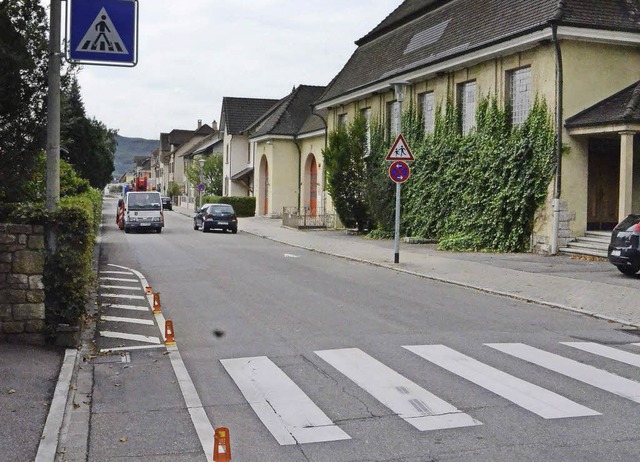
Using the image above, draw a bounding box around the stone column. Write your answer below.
[619,131,635,221]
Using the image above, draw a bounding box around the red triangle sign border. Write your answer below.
[385,134,414,161]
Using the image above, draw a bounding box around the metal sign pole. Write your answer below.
[394,181,401,264]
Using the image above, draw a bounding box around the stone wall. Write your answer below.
[0,224,46,344]
[532,199,575,254]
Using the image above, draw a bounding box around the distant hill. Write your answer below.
[113,135,158,179]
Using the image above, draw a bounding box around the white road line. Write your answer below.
[633,343,640,347]
[221,356,351,445]
[486,343,640,404]
[101,315,154,326]
[315,348,481,431]
[100,345,167,353]
[100,331,161,344]
[106,304,148,312]
[562,342,640,368]
[404,345,599,419]
[101,293,146,300]
[99,277,139,282]
[100,284,142,291]
[102,270,134,275]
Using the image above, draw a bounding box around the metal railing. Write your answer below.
[282,206,337,229]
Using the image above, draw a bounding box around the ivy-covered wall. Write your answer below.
[324,95,557,252]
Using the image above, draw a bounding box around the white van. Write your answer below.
[123,191,164,233]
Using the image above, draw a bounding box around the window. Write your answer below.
[508,67,531,126]
[337,113,348,128]
[420,92,435,134]
[226,144,229,164]
[458,81,476,135]
[387,101,401,139]
[361,108,371,156]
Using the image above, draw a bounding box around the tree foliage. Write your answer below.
[185,154,223,196]
[61,71,117,189]
[322,116,370,231]
[0,0,48,201]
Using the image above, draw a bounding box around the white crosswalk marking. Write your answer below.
[220,356,351,445]
[99,284,142,291]
[100,331,161,344]
[99,277,138,282]
[486,343,640,404]
[100,315,154,326]
[101,293,146,300]
[315,348,481,431]
[107,304,148,312]
[404,345,599,419]
[562,342,640,367]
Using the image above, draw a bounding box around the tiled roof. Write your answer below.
[565,80,640,127]
[298,108,328,136]
[220,97,280,135]
[167,129,194,147]
[318,0,640,105]
[248,85,326,138]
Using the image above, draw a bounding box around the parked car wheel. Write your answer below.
[193,220,198,230]
[615,264,639,276]
[231,227,237,234]
[201,224,208,233]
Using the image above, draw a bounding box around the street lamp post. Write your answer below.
[198,158,205,210]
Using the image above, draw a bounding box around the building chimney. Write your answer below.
[197,119,202,128]
[211,120,218,132]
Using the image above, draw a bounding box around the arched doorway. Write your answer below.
[305,154,318,217]
[259,155,269,216]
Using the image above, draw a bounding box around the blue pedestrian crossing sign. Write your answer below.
[67,0,138,66]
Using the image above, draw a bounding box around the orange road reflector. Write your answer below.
[164,320,176,345]
[145,286,152,295]
[153,293,161,313]
[213,427,231,461]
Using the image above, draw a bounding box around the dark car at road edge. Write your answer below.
[608,214,640,276]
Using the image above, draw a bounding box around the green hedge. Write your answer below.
[4,188,102,332]
[200,195,256,217]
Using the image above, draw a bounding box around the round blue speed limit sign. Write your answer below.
[389,160,410,183]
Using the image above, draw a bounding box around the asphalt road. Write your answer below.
[91,198,640,461]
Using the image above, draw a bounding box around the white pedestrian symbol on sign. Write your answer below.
[76,8,128,54]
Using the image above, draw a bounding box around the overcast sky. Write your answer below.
[56,1,403,140]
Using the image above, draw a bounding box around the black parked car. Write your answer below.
[608,214,640,276]
[161,196,173,211]
[193,204,238,233]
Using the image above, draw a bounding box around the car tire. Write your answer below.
[231,227,237,234]
[201,224,207,233]
[124,227,130,234]
[157,228,162,234]
[193,221,198,230]
[616,265,640,276]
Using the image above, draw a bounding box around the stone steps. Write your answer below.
[559,231,611,259]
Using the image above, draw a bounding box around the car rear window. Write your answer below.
[209,205,234,214]
[614,214,640,231]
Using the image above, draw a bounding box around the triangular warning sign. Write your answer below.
[386,134,414,161]
[76,8,128,55]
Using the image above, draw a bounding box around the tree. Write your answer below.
[185,154,223,196]
[60,72,117,189]
[323,116,371,231]
[0,0,49,201]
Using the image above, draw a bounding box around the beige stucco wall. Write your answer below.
[223,132,253,197]
[297,133,334,213]
[254,140,298,217]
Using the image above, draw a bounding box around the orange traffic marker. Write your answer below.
[164,320,176,345]
[145,286,152,295]
[153,293,161,313]
[213,427,231,461]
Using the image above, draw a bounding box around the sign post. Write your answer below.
[67,0,139,66]
[386,136,414,264]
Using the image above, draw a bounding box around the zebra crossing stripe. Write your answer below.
[100,331,161,344]
[99,284,142,291]
[99,277,138,282]
[107,304,148,312]
[315,348,481,431]
[220,356,351,445]
[101,293,146,300]
[404,345,599,419]
[562,342,640,368]
[100,315,154,326]
[486,343,640,404]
